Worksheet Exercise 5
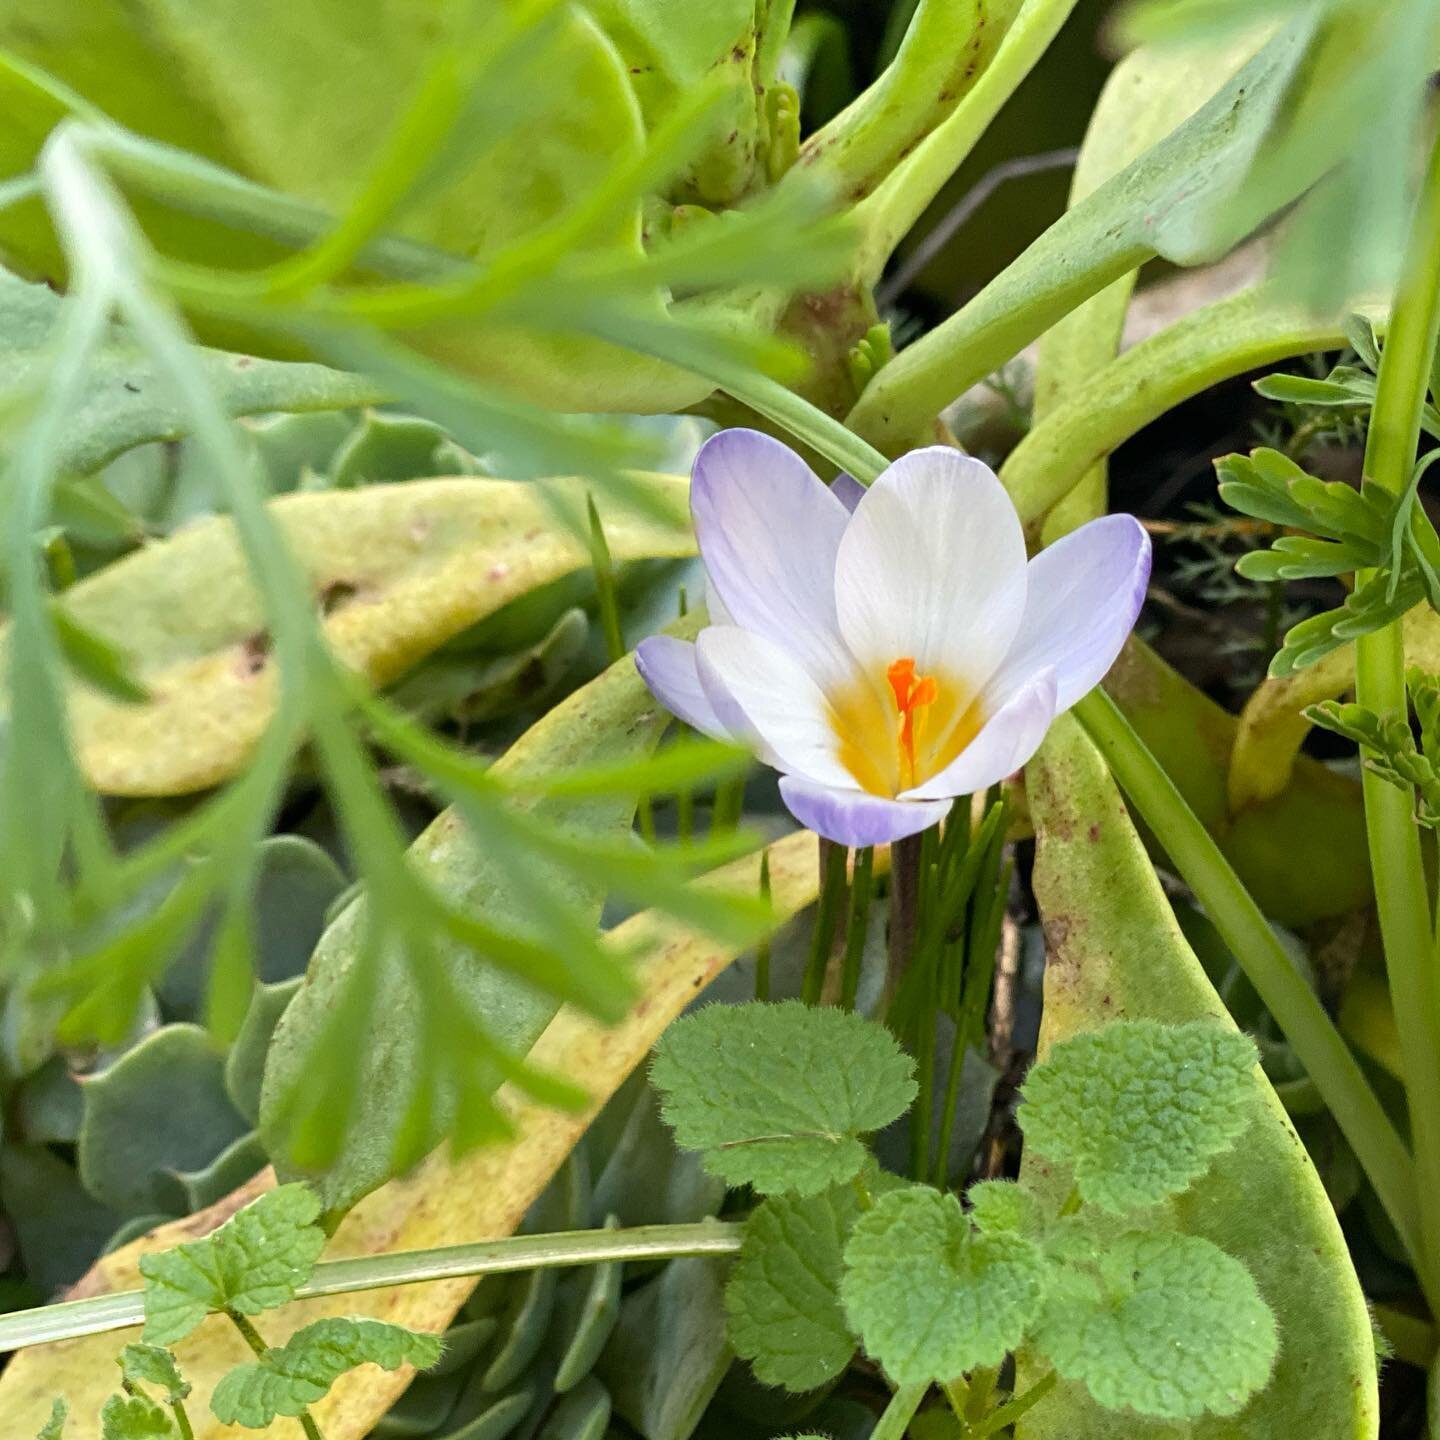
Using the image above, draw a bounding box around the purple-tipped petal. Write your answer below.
[987,515,1151,713]
[696,626,857,789]
[901,670,1058,800]
[830,473,867,512]
[835,448,1028,691]
[780,775,952,847]
[691,429,853,685]
[634,636,732,740]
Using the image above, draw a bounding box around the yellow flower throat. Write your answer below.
[828,655,982,799]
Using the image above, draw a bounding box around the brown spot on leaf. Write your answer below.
[318,578,361,616]
[237,631,272,677]
[1042,915,1072,956]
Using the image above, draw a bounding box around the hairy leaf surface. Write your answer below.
[651,1001,917,1195]
[1017,714,1377,1439]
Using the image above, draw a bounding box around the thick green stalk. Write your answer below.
[787,0,1025,208]
[1074,688,1426,1287]
[872,1382,930,1440]
[852,0,1081,283]
[718,369,890,481]
[1354,127,1440,1307]
[1003,287,1348,532]
[0,1222,741,1354]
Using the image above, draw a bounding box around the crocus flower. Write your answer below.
[635,430,1150,847]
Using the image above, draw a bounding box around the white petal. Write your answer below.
[985,514,1151,712]
[691,429,853,685]
[901,670,1057,800]
[633,637,731,740]
[780,776,951,847]
[834,447,1028,692]
[695,626,857,790]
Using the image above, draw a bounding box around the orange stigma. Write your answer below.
[886,657,938,788]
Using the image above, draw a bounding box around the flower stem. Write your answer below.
[0,1221,742,1354]
[873,1381,929,1440]
[1074,688,1425,1284]
[755,848,773,1001]
[840,845,876,1009]
[804,839,850,1004]
[715,369,889,483]
[1353,124,1440,1309]
[885,832,924,1012]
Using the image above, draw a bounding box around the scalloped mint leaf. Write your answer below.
[37,1399,67,1440]
[840,1187,1049,1385]
[209,1318,443,1427]
[725,1184,860,1392]
[967,1181,1043,1236]
[119,1344,190,1405]
[1018,1020,1257,1212]
[1029,1230,1278,1419]
[138,1184,324,1345]
[650,1001,917,1196]
[99,1394,174,1440]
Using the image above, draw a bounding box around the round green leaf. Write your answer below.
[725,1186,860,1392]
[650,1001,917,1196]
[1030,1230,1278,1420]
[1019,1019,1258,1212]
[840,1186,1049,1385]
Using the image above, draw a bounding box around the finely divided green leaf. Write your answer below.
[138,1184,324,1344]
[840,1187,1049,1385]
[1019,1020,1256,1212]
[209,1317,443,1427]
[1029,1230,1278,1419]
[99,1394,173,1440]
[725,1185,860,1392]
[118,1344,190,1404]
[651,1001,916,1196]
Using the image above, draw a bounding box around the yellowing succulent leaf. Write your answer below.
[35,473,693,795]
[0,830,823,1439]
[1015,714,1378,1440]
